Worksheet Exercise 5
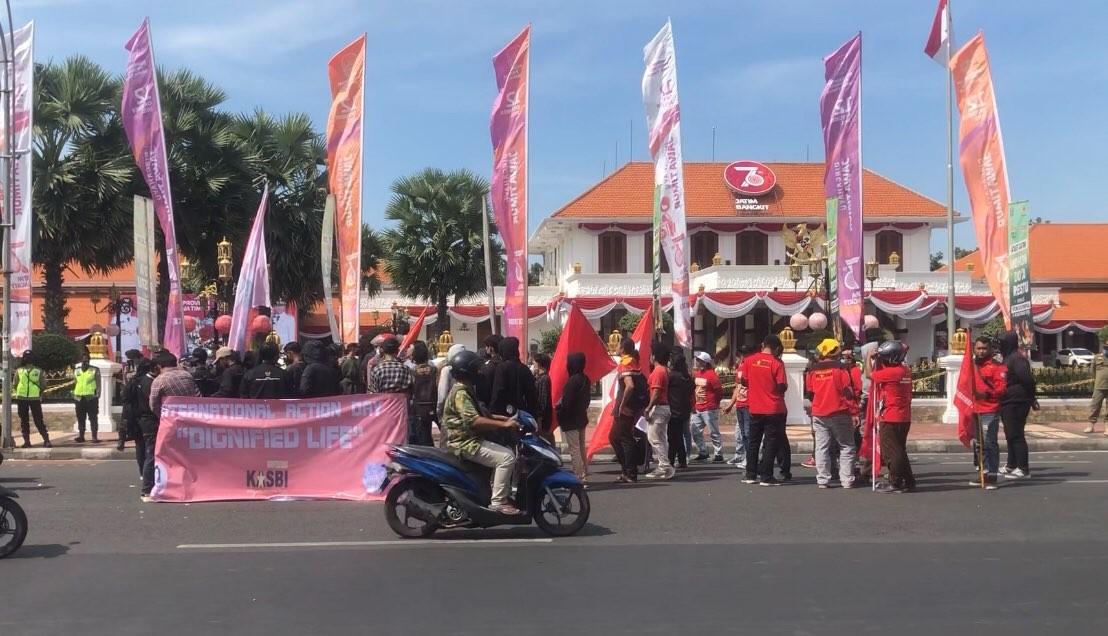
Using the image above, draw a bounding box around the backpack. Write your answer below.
[622,369,650,411]
[412,363,438,419]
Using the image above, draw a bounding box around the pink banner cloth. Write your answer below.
[152,394,407,502]
[122,18,186,357]
[228,188,271,353]
[490,25,531,345]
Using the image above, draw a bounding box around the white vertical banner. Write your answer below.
[642,20,691,347]
[133,196,159,347]
[5,22,34,354]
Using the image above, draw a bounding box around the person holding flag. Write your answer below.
[970,336,1005,490]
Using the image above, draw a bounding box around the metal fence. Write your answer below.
[1034,366,1094,399]
[911,363,947,398]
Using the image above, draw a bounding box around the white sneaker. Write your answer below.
[644,469,667,480]
[734,461,747,469]
[1004,468,1029,480]
[998,466,1013,475]
[1084,426,1095,434]
[727,456,742,465]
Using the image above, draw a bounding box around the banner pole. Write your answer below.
[0,4,14,449]
[945,2,957,355]
[482,196,498,335]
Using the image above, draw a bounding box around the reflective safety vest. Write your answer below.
[15,366,42,400]
[74,367,99,398]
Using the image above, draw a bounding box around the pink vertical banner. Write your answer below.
[490,25,530,344]
[121,18,186,357]
[228,188,271,354]
[820,32,864,340]
[5,22,34,355]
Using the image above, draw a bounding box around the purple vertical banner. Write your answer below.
[819,33,864,340]
[121,18,185,357]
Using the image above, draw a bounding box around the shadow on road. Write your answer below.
[432,523,614,541]
[9,543,71,560]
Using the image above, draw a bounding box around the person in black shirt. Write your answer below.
[998,330,1038,479]
[667,347,695,469]
[558,352,591,484]
[284,342,307,397]
[530,353,554,444]
[476,334,503,409]
[189,347,218,397]
[300,340,341,398]
[241,344,288,399]
[212,347,245,398]
[490,336,537,416]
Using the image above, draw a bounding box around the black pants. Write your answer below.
[880,422,916,489]
[667,414,689,466]
[746,413,786,482]
[777,425,792,477]
[141,430,158,495]
[409,407,435,447]
[609,412,640,480]
[134,429,148,477]
[1001,402,1031,472]
[17,399,47,442]
[75,397,99,436]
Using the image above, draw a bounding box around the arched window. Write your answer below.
[643,232,669,274]
[690,231,719,268]
[598,231,627,274]
[736,231,769,266]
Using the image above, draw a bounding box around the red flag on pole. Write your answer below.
[954,329,977,448]
[549,304,617,432]
[586,304,654,460]
[924,0,952,65]
[399,307,429,353]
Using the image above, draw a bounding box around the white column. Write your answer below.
[782,352,808,425]
[74,359,122,433]
[938,354,961,425]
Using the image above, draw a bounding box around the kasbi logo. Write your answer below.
[247,460,289,488]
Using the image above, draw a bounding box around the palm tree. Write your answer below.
[32,56,136,333]
[382,168,504,334]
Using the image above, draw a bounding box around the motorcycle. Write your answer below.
[383,410,590,538]
[0,449,28,558]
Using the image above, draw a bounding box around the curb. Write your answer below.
[6,438,1108,461]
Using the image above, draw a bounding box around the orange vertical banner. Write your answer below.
[326,35,366,344]
[951,32,1012,326]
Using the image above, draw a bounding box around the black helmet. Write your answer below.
[875,340,909,366]
[449,350,484,383]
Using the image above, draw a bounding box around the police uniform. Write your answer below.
[15,363,50,447]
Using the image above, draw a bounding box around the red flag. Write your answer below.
[924,0,952,65]
[954,330,977,448]
[399,307,429,353]
[586,304,654,460]
[859,388,881,481]
[549,304,616,432]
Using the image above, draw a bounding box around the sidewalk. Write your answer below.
[5,421,1108,460]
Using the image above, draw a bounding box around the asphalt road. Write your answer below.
[3,452,1108,635]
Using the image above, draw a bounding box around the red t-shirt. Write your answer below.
[805,361,856,418]
[871,364,912,423]
[973,359,1005,414]
[849,365,863,404]
[648,365,669,405]
[740,352,787,415]
[732,369,749,408]
[694,368,723,412]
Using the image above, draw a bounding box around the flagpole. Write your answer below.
[482,196,498,335]
[945,0,957,354]
[0,2,15,449]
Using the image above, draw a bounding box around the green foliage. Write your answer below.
[796,328,835,353]
[528,262,544,286]
[1098,325,1108,344]
[617,310,674,335]
[30,334,83,371]
[979,315,1007,339]
[538,326,562,355]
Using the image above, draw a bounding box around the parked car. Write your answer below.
[1055,348,1095,368]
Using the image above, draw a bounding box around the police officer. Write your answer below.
[73,351,101,443]
[15,351,51,448]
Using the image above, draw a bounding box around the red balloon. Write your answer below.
[199,325,214,339]
[252,315,272,334]
[214,315,232,334]
[184,316,198,332]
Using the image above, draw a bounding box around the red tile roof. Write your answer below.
[551,161,948,219]
[1054,288,1108,323]
[946,223,1108,283]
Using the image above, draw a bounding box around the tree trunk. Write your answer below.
[437,294,449,339]
[41,253,69,334]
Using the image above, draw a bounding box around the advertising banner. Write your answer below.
[228,188,270,354]
[642,20,691,348]
[820,32,864,340]
[1007,201,1032,347]
[152,394,408,502]
[133,196,159,347]
[320,194,340,341]
[5,22,33,354]
[490,25,531,345]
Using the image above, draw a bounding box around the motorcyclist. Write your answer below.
[441,349,521,515]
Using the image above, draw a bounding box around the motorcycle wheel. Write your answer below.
[0,496,28,559]
[533,484,590,537]
[384,478,441,539]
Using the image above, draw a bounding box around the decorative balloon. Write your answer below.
[199,325,214,340]
[184,315,198,332]
[252,315,272,334]
[808,312,828,330]
[864,314,880,330]
[789,314,809,331]
[214,315,232,334]
[105,324,121,337]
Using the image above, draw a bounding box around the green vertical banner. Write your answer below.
[1007,200,1032,348]
[825,197,839,317]
[651,184,663,304]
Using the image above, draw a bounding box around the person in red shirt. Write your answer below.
[971,336,1006,489]
[805,339,859,489]
[723,345,753,468]
[691,351,725,462]
[740,335,789,486]
[644,341,675,480]
[870,340,915,493]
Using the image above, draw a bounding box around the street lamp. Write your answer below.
[90,285,126,362]
[788,262,803,291]
[183,238,235,346]
[390,302,410,337]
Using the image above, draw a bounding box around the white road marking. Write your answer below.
[176,538,554,550]
[937,460,1093,465]
[1063,480,1108,484]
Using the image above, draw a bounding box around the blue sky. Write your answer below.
[22,0,1108,258]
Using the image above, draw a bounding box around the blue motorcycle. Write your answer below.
[383,411,590,538]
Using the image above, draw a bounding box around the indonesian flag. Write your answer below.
[399,307,429,354]
[924,0,953,65]
[954,330,977,448]
[586,303,654,460]
[549,303,617,432]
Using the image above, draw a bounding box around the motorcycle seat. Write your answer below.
[397,445,474,474]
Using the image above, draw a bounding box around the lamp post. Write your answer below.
[182,237,235,347]
[90,285,126,362]
[390,302,411,337]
